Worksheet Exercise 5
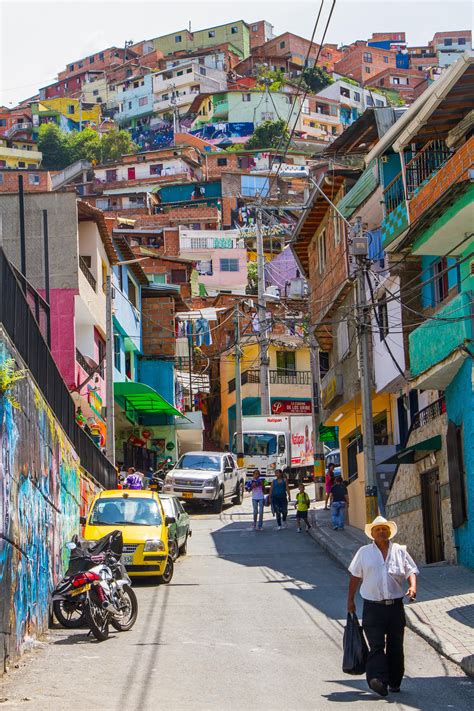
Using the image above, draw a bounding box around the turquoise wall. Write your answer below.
[420,256,460,308]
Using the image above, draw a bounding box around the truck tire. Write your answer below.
[212,488,224,513]
[232,480,244,505]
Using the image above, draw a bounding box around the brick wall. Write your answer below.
[409,136,474,224]
[205,153,240,180]
[334,45,397,84]
[142,295,176,356]
[163,228,179,255]
[0,170,52,193]
[249,21,271,50]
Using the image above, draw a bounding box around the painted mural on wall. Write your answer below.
[0,336,100,672]
[190,122,254,144]
[130,123,174,151]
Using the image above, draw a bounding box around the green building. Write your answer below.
[150,20,250,59]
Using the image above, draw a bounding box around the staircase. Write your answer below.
[51,159,91,191]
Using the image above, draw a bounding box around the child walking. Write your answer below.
[295,483,311,532]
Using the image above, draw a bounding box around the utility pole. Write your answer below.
[256,199,270,414]
[353,217,377,522]
[105,273,115,464]
[233,303,244,467]
[309,332,325,501]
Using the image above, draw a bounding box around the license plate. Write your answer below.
[70,583,91,597]
[182,492,193,499]
[122,555,134,565]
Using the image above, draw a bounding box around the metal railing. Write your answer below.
[405,140,451,197]
[383,173,405,215]
[180,235,245,250]
[5,122,33,138]
[76,348,95,376]
[228,369,260,393]
[412,396,446,431]
[79,256,97,291]
[0,249,116,489]
[269,370,311,385]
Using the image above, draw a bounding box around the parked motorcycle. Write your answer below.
[52,530,138,641]
[149,457,174,492]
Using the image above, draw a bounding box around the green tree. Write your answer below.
[100,128,136,162]
[67,127,102,164]
[246,261,258,294]
[246,119,289,150]
[302,66,333,94]
[37,123,70,169]
[255,65,286,92]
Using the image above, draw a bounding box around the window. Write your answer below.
[161,93,169,101]
[366,95,374,106]
[0,119,6,126]
[175,35,182,43]
[252,24,258,32]
[114,335,121,372]
[199,66,207,76]
[99,52,104,60]
[444,38,452,46]
[69,64,75,71]
[458,37,466,45]
[241,175,269,197]
[177,70,183,76]
[353,91,361,102]
[392,77,400,85]
[363,52,373,63]
[220,258,239,272]
[18,161,26,168]
[208,31,215,38]
[375,99,384,107]
[433,257,449,304]
[231,26,238,34]
[97,335,105,378]
[383,56,389,63]
[127,167,136,180]
[279,41,286,49]
[242,93,251,102]
[318,229,327,272]
[125,352,132,380]
[373,412,389,445]
[89,56,95,64]
[186,67,193,73]
[128,101,132,109]
[337,320,350,361]
[67,104,75,115]
[105,169,117,182]
[28,174,40,185]
[150,163,163,175]
[92,89,99,96]
[197,259,213,276]
[138,96,148,106]
[127,276,137,307]
[217,157,227,166]
[365,67,371,74]
[170,269,187,283]
[378,299,389,341]
[276,351,296,374]
[340,86,350,98]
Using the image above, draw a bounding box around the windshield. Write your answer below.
[177,454,221,471]
[160,498,173,517]
[90,497,163,526]
[242,434,277,456]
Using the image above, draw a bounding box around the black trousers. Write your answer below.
[272,496,288,526]
[362,599,406,689]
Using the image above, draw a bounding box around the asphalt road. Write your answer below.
[1,496,473,711]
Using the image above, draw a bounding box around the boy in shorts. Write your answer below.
[295,483,311,532]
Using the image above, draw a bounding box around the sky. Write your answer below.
[0,0,472,107]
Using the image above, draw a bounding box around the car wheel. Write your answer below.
[232,481,244,505]
[212,489,224,513]
[169,538,179,561]
[178,533,188,556]
[159,556,174,584]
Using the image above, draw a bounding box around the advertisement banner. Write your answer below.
[271,399,312,415]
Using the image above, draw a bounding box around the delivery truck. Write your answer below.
[234,415,315,484]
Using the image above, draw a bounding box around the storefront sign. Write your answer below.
[321,375,343,409]
[271,399,312,415]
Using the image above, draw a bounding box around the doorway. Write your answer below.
[421,468,444,563]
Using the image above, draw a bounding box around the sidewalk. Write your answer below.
[308,504,474,677]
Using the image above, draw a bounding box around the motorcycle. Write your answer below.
[52,530,138,641]
[149,457,174,492]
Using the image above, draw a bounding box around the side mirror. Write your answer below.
[165,516,176,526]
[79,516,86,525]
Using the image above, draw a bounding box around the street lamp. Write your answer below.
[105,256,147,464]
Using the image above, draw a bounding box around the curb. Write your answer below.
[307,510,473,677]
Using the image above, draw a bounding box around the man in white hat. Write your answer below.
[347,515,419,697]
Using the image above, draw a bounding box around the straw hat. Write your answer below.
[365,515,398,540]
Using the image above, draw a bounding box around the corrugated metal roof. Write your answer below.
[338,160,379,218]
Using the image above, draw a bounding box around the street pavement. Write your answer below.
[1,495,473,711]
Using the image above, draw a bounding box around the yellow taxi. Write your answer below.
[81,489,174,582]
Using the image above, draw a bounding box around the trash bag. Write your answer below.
[342,613,368,675]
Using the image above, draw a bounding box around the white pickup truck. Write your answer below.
[162,451,246,513]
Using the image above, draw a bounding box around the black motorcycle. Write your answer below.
[52,530,138,641]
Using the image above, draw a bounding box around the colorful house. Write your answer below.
[31,98,102,134]
[0,136,42,169]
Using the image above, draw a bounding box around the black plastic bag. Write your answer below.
[342,613,368,675]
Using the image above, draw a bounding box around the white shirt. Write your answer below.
[348,542,419,602]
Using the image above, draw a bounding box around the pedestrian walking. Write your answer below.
[324,463,336,510]
[246,469,265,531]
[330,475,349,530]
[124,467,143,490]
[295,483,311,532]
[269,469,291,529]
[347,516,419,697]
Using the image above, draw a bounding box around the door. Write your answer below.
[223,455,235,495]
[128,167,136,180]
[173,498,186,546]
[421,468,444,563]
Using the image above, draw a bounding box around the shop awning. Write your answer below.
[114,382,186,421]
[379,435,442,465]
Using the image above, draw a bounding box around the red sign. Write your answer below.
[271,400,312,415]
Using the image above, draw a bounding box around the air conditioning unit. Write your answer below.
[288,278,307,299]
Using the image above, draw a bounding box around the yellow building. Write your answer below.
[0,137,42,169]
[214,336,312,448]
[31,98,102,132]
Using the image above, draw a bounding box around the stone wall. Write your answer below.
[0,334,100,672]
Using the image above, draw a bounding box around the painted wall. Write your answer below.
[138,358,175,406]
[0,336,100,672]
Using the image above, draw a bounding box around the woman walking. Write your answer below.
[246,469,266,531]
[324,463,335,510]
[269,469,291,530]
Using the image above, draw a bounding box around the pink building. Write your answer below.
[178,228,247,295]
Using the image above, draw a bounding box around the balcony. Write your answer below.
[412,397,446,431]
[79,256,97,291]
[228,369,311,393]
[180,233,244,251]
[409,290,473,389]
[5,122,33,138]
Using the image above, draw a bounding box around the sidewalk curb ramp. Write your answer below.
[308,509,474,677]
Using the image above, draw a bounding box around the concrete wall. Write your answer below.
[0,333,100,672]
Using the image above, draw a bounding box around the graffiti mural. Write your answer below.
[190,122,254,144]
[0,336,100,671]
[130,124,174,151]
